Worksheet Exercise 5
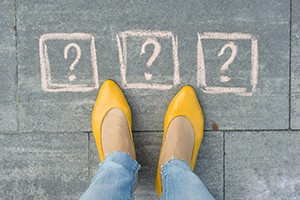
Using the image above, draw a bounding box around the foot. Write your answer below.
[101,108,135,158]
[159,116,195,166]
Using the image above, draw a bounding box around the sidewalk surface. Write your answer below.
[1,0,300,199]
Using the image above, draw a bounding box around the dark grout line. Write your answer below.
[13,0,20,132]
[289,0,293,130]
[131,128,291,132]
[223,131,225,200]
[125,128,293,132]
[1,129,300,135]
[0,131,92,135]
[216,128,290,132]
[289,128,300,131]
[87,132,91,181]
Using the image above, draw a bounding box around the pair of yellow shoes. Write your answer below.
[92,80,204,197]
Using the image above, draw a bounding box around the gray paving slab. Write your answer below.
[225,131,300,200]
[17,0,289,132]
[0,133,89,200]
[291,0,300,129]
[89,131,223,200]
[0,0,17,132]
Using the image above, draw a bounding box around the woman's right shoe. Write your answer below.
[92,80,136,162]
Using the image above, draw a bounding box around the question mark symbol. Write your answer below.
[218,42,238,83]
[64,43,82,82]
[140,38,161,81]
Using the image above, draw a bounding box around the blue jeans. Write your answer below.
[80,151,215,200]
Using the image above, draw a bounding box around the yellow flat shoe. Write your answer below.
[156,85,204,197]
[92,80,136,162]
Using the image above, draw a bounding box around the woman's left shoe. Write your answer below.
[156,86,205,197]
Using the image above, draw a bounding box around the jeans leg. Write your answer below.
[80,151,140,200]
[160,159,215,200]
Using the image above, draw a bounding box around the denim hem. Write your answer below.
[104,151,141,175]
[103,151,140,200]
[160,159,191,199]
[161,158,191,172]
[81,151,140,200]
[161,169,168,200]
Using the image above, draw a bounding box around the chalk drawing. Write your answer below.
[140,38,161,81]
[218,42,238,83]
[64,43,82,82]
[39,33,99,92]
[197,32,258,96]
[117,30,180,90]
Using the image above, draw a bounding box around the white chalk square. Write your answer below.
[197,32,258,96]
[117,30,180,90]
[39,33,99,92]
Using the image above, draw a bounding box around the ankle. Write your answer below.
[160,116,194,165]
[101,108,135,158]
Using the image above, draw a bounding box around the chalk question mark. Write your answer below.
[64,43,82,82]
[218,42,237,83]
[140,38,161,81]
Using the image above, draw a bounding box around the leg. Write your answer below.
[160,159,214,200]
[156,86,216,199]
[80,151,140,200]
[82,80,138,199]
